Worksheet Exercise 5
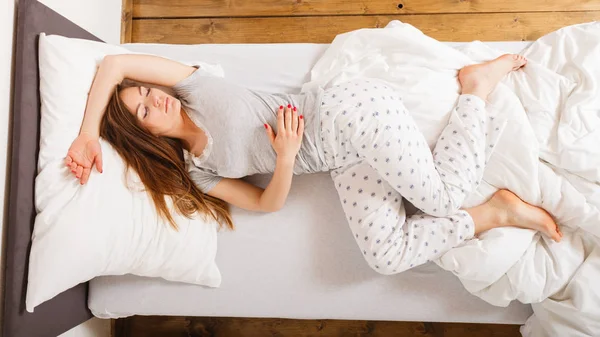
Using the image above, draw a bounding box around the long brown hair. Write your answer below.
[100,84,234,230]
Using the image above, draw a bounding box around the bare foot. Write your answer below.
[488,190,562,242]
[458,54,527,100]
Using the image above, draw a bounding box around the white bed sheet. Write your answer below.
[89,41,534,323]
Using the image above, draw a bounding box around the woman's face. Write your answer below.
[119,86,182,137]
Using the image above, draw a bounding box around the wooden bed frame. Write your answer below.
[121,0,600,44]
[115,0,600,335]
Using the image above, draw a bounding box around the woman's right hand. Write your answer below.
[64,132,103,185]
[265,104,305,163]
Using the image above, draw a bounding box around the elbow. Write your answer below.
[259,201,282,213]
[101,54,117,68]
[102,54,122,66]
[100,55,122,80]
[262,204,282,213]
[258,192,283,213]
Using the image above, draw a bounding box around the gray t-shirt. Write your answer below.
[172,67,328,193]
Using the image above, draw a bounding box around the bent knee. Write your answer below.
[363,254,399,276]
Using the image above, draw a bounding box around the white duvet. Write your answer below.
[301,20,600,336]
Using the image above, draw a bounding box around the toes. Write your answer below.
[547,223,562,242]
[557,225,563,237]
[512,56,527,70]
[553,228,562,242]
[519,56,527,65]
[505,54,526,70]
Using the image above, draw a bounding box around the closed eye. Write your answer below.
[143,87,150,118]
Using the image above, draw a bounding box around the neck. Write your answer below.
[173,108,203,152]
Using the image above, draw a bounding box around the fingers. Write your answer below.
[75,166,83,179]
[277,105,284,133]
[291,106,298,132]
[272,103,303,136]
[81,167,91,185]
[65,135,104,185]
[69,164,92,185]
[264,121,274,145]
[66,155,82,182]
[297,111,305,137]
[284,104,292,132]
[96,152,104,173]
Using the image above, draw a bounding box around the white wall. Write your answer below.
[38,0,122,45]
[1,1,121,336]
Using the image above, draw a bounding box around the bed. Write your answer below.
[88,41,533,323]
[5,1,538,336]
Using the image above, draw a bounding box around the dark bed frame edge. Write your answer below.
[3,0,104,336]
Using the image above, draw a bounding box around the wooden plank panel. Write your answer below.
[121,0,133,43]
[116,316,522,337]
[133,0,600,18]
[132,12,600,44]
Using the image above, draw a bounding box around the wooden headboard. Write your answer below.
[122,0,600,44]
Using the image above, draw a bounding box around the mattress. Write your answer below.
[89,41,534,323]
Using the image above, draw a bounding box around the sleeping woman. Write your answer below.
[65,53,562,275]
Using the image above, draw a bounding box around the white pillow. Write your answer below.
[26,33,226,312]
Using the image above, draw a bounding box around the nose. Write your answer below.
[152,95,160,108]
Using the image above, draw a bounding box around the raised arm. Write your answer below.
[80,54,197,137]
[66,54,196,185]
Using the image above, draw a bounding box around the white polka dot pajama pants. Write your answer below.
[319,78,500,275]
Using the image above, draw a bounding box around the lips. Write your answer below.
[165,97,169,113]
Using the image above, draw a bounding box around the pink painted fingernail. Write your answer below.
[287,104,291,108]
[264,124,268,129]
[300,115,303,119]
[293,107,297,111]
